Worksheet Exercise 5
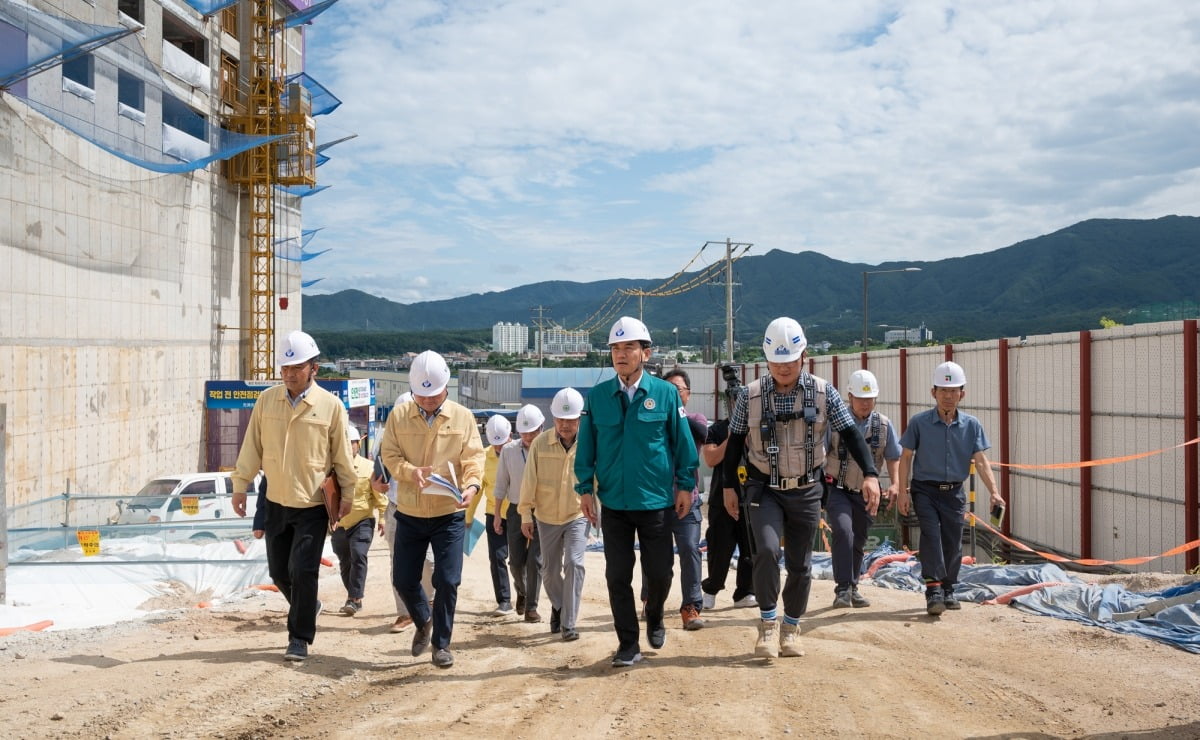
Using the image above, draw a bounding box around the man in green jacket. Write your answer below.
[576,316,698,668]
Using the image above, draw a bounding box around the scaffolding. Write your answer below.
[225,1,317,380]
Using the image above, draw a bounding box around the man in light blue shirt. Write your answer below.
[897,361,1002,616]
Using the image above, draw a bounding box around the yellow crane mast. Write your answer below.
[226,0,316,380]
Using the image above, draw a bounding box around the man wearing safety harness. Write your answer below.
[824,369,901,609]
[722,318,881,659]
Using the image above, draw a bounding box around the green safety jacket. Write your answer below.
[574,373,699,511]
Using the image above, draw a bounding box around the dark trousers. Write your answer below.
[746,480,822,618]
[485,513,511,605]
[601,506,674,653]
[702,493,755,600]
[263,499,328,645]
[911,481,966,588]
[826,485,873,588]
[392,510,465,651]
[505,506,542,610]
[330,517,375,600]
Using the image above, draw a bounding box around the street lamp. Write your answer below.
[862,268,921,349]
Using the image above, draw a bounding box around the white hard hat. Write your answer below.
[933,361,967,388]
[762,317,807,362]
[515,404,545,434]
[410,350,450,397]
[346,424,362,443]
[551,387,584,419]
[608,316,651,346]
[847,369,880,399]
[485,414,513,446]
[394,391,413,408]
[278,330,320,366]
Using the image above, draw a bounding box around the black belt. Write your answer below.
[916,480,962,492]
[746,466,822,491]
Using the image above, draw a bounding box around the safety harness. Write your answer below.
[759,374,820,489]
[836,411,882,490]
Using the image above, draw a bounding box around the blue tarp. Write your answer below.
[276,184,329,198]
[861,545,1200,653]
[179,0,238,14]
[0,1,282,173]
[280,0,338,28]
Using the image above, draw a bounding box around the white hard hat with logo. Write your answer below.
[551,387,584,419]
[410,350,450,397]
[933,361,967,388]
[345,423,362,443]
[515,404,546,433]
[608,316,652,346]
[278,330,320,366]
[762,317,807,362]
[848,369,880,399]
[485,414,513,445]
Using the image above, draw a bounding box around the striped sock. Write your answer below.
[782,614,800,626]
[760,608,777,621]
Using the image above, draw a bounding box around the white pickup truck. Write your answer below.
[114,472,260,540]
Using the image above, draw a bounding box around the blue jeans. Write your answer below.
[911,481,966,588]
[642,497,702,610]
[392,510,465,651]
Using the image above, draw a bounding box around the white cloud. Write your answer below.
[301,0,1200,303]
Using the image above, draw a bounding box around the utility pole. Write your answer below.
[725,238,734,363]
[703,238,750,363]
[530,305,551,368]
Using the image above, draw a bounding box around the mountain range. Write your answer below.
[303,216,1200,345]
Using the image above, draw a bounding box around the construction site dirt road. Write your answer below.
[0,541,1196,739]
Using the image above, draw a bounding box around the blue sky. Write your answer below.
[300,1,1200,304]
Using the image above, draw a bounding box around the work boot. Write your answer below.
[850,586,871,608]
[779,623,804,657]
[832,587,853,609]
[680,604,705,630]
[925,587,946,616]
[943,585,961,610]
[754,619,779,659]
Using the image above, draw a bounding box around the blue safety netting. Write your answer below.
[315,152,330,167]
[277,183,329,197]
[285,72,340,116]
[179,0,238,14]
[0,0,284,173]
[301,278,324,288]
[275,228,329,262]
[281,0,339,29]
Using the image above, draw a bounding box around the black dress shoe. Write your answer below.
[550,607,561,634]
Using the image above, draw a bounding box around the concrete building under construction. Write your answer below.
[0,0,341,510]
